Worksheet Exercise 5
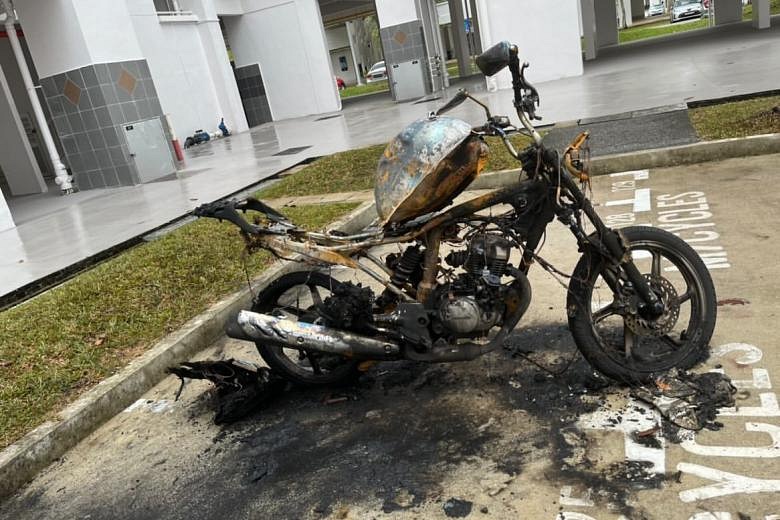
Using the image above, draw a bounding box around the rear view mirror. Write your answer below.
[476,41,514,77]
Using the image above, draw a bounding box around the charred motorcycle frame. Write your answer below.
[195,42,716,385]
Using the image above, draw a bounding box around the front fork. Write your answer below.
[558,176,665,318]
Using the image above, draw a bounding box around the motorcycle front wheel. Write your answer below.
[567,226,717,383]
[251,270,360,386]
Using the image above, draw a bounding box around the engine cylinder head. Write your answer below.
[466,234,511,278]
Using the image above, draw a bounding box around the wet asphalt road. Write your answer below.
[2,154,780,520]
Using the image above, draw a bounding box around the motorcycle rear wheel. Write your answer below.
[567,226,717,383]
[251,271,360,386]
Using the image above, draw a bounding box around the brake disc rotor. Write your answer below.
[625,274,680,337]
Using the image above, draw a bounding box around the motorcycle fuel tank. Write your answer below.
[375,116,488,226]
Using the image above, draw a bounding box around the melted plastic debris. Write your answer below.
[632,368,736,431]
[168,359,286,424]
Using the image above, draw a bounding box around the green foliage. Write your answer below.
[619,18,708,44]
[0,203,358,449]
[689,95,780,140]
[256,134,533,200]
[340,81,389,99]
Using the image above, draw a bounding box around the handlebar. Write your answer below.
[193,197,295,236]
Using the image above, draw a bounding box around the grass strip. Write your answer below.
[619,18,708,44]
[0,202,359,450]
[340,81,389,99]
[256,134,533,200]
[689,95,780,140]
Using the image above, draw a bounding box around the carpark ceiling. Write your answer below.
[318,0,375,25]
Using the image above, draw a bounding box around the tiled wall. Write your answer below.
[379,20,431,98]
[234,64,271,127]
[38,59,165,190]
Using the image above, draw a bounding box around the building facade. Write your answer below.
[0,0,773,232]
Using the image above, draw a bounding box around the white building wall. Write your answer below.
[72,0,145,64]
[375,0,419,26]
[325,25,350,51]
[184,0,249,133]
[213,0,244,14]
[476,0,583,89]
[14,0,92,78]
[128,0,226,140]
[17,0,144,78]
[225,0,340,121]
[0,185,13,231]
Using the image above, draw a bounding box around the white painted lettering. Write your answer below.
[657,211,713,223]
[657,191,705,201]
[677,462,780,502]
[658,203,710,214]
[718,393,780,417]
[658,196,707,208]
[559,486,594,507]
[711,343,763,365]
[680,422,780,458]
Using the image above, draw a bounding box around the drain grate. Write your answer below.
[315,114,342,121]
[272,146,312,156]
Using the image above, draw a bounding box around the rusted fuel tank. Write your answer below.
[375,116,488,226]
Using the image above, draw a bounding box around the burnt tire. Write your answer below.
[567,226,717,383]
[252,271,360,387]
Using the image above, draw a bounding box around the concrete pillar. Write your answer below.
[224,0,340,120]
[375,0,431,100]
[345,21,364,85]
[594,0,619,47]
[752,0,771,28]
[448,0,471,77]
[0,185,13,231]
[418,0,448,91]
[468,0,483,54]
[475,0,583,90]
[581,0,598,60]
[186,0,249,133]
[631,0,646,20]
[0,61,46,195]
[714,0,743,25]
[623,0,634,27]
[15,0,171,190]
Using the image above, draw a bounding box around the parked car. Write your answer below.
[365,61,387,83]
[648,1,665,16]
[670,0,704,22]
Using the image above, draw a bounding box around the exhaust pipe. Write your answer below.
[228,310,401,360]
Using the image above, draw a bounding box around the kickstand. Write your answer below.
[173,376,189,401]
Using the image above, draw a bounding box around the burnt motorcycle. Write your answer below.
[194,41,716,386]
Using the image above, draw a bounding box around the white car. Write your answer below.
[365,61,387,83]
[670,0,704,22]
[648,2,665,16]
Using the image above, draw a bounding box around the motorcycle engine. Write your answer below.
[435,234,512,337]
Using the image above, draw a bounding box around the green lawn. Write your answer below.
[0,202,358,450]
[689,95,780,140]
[743,0,780,19]
[619,18,709,43]
[619,2,780,44]
[256,134,533,200]
[340,80,389,99]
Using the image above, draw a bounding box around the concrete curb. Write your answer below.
[0,201,374,501]
[470,132,780,189]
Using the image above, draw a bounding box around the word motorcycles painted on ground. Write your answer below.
[603,171,730,270]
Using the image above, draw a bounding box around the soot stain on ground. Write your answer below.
[182,323,665,519]
[0,323,677,520]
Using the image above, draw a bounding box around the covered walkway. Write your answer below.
[2,20,779,300]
